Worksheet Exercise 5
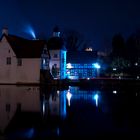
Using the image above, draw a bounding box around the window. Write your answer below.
[54,54,58,58]
[17,103,21,112]
[6,104,11,112]
[43,49,47,54]
[6,57,11,65]
[17,58,22,66]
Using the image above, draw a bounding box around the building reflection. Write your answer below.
[0,85,40,133]
[40,86,102,121]
[40,86,67,119]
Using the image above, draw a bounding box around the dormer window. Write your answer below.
[6,57,11,65]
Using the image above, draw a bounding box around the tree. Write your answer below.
[62,29,87,51]
[126,30,140,62]
[111,33,125,58]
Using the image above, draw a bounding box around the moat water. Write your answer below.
[0,84,140,139]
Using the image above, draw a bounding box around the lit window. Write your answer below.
[17,59,22,66]
[6,57,11,65]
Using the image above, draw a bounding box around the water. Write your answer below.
[0,85,140,139]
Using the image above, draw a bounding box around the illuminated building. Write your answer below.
[0,28,50,84]
[67,51,100,79]
[47,26,67,79]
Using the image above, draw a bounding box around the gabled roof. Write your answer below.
[67,51,98,64]
[47,37,66,50]
[2,34,48,58]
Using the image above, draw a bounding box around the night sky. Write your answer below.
[0,0,140,52]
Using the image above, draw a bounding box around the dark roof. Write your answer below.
[47,37,66,50]
[3,34,48,58]
[67,51,98,64]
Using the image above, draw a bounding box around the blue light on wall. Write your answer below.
[66,63,98,79]
[93,63,101,69]
[60,51,67,79]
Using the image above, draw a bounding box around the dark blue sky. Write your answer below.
[0,0,140,52]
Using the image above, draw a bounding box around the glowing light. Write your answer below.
[113,68,117,71]
[66,90,72,106]
[93,63,101,69]
[67,63,73,69]
[43,59,45,64]
[137,76,139,79]
[85,47,93,51]
[135,62,138,66]
[24,25,36,39]
[94,94,99,107]
[87,78,90,80]
[66,71,70,74]
[113,90,117,94]
[43,101,45,115]
[57,90,60,94]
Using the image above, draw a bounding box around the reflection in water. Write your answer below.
[0,85,40,133]
[113,90,117,94]
[66,90,72,106]
[67,87,101,108]
[0,85,140,138]
[41,86,102,119]
[41,86,67,118]
[93,94,99,107]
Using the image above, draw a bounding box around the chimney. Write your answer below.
[2,27,8,36]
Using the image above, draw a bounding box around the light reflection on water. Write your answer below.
[0,85,140,138]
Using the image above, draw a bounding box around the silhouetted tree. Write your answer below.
[111,33,125,58]
[62,29,87,51]
[126,30,140,62]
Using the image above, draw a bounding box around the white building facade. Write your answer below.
[0,29,50,84]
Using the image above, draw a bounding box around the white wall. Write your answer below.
[0,36,41,84]
[49,49,67,79]
[49,50,60,78]
[49,50,60,69]
[16,59,41,83]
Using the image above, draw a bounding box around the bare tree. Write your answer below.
[62,29,87,51]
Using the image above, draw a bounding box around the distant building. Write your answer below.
[47,27,67,79]
[67,51,100,79]
[0,28,50,84]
